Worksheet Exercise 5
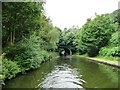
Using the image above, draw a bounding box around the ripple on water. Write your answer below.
[39,64,85,88]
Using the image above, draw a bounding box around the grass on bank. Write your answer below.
[74,53,119,62]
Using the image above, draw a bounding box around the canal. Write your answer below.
[2,56,119,89]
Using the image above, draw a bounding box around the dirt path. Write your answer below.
[87,57,120,68]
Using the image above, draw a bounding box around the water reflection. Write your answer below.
[40,64,84,88]
[3,56,120,89]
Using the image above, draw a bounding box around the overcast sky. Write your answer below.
[44,0,120,30]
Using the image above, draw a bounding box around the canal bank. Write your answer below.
[1,52,58,85]
[75,55,120,68]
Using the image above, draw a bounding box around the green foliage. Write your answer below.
[75,10,119,59]
[99,46,120,57]
[57,29,78,54]
[76,31,87,54]
[2,32,55,79]
[40,27,61,51]
[109,31,120,47]
[111,9,120,24]
[2,2,119,82]
[2,2,43,46]
[2,58,20,79]
[5,34,51,71]
[87,46,99,57]
[76,14,117,55]
[99,31,120,58]
[2,2,61,81]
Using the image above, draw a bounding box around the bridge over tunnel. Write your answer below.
[59,46,72,56]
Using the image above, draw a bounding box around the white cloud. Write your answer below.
[44,0,119,30]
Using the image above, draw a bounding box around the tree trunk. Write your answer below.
[13,30,15,44]
[10,31,13,46]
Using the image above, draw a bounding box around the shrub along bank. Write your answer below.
[75,10,120,61]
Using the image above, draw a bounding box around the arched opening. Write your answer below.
[59,47,72,56]
[64,47,72,56]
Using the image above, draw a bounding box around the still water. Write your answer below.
[3,56,120,89]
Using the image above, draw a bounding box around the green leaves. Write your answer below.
[110,31,120,47]
[57,28,78,54]
[2,2,61,80]
[2,58,20,79]
[99,31,120,58]
[2,2,43,46]
[99,46,120,57]
[76,14,117,56]
[111,9,120,24]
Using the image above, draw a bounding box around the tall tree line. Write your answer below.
[1,2,61,80]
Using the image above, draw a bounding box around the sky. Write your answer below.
[44,0,120,30]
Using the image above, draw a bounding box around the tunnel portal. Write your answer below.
[59,47,72,56]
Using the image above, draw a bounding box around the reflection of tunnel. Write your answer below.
[59,47,72,56]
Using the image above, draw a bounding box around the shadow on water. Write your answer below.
[2,56,120,89]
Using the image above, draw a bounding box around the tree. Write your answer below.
[2,1,61,80]
[57,28,77,54]
[111,9,120,25]
[2,2,43,47]
[76,14,118,56]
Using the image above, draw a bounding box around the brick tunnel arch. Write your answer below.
[59,46,72,56]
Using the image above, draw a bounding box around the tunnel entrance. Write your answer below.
[59,47,72,56]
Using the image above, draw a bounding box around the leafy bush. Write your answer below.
[99,31,120,58]
[2,58,20,79]
[109,31,120,46]
[5,34,52,71]
[99,46,120,57]
[2,33,54,80]
[87,46,99,57]
[78,45,87,55]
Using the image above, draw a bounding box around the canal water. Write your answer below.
[2,56,120,89]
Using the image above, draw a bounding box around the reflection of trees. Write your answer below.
[69,57,119,88]
[3,60,56,88]
[99,64,119,86]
